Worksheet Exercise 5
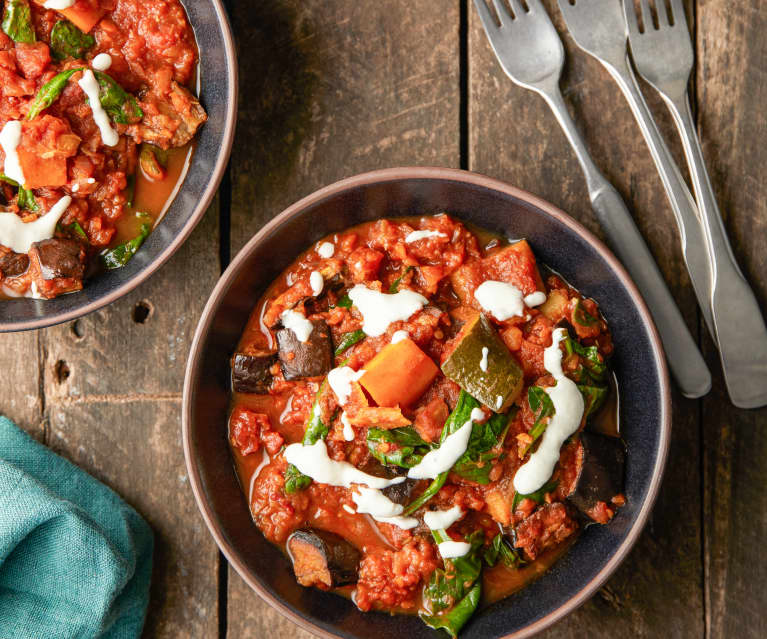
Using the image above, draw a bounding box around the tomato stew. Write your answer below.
[228,214,624,636]
[0,0,206,300]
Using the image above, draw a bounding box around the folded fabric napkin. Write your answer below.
[0,416,153,639]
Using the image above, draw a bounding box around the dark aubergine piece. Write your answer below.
[277,319,333,380]
[0,249,29,277]
[567,432,625,519]
[382,478,418,506]
[30,238,86,280]
[231,350,276,393]
[287,529,360,588]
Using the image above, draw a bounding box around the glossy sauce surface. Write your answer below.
[229,216,621,615]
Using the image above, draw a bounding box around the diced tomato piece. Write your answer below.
[14,43,50,80]
[229,407,278,456]
[348,247,384,283]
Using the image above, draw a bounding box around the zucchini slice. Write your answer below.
[441,312,523,411]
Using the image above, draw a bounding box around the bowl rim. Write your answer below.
[182,166,672,639]
[0,0,238,333]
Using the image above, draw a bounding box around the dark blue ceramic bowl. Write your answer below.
[0,0,237,332]
[183,167,671,639]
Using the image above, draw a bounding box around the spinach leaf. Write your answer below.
[0,173,37,210]
[93,71,143,124]
[283,464,312,494]
[16,185,37,211]
[452,411,512,484]
[2,0,34,44]
[100,220,151,269]
[50,20,95,60]
[283,379,331,493]
[388,265,413,293]
[124,173,135,208]
[333,293,352,309]
[66,220,87,240]
[578,383,609,420]
[512,477,559,511]
[421,530,484,637]
[522,385,555,455]
[483,532,524,568]
[572,299,599,327]
[403,390,482,515]
[27,68,83,120]
[563,336,607,383]
[421,581,481,638]
[367,426,431,469]
[334,329,364,356]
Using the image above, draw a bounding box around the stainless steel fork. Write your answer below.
[622,0,767,408]
[558,4,719,325]
[473,0,711,397]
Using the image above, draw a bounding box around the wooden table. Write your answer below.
[1,1,765,637]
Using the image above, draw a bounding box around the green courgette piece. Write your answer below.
[50,20,95,60]
[334,329,364,356]
[27,68,83,120]
[441,312,524,412]
[100,219,151,269]
[402,390,481,515]
[2,0,34,44]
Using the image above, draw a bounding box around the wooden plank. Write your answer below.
[226,0,460,635]
[40,203,221,638]
[0,331,43,441]
[469,1,704,636]
[697,2,767,638]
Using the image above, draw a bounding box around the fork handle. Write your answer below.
[540,85,711,398]
[601,56,717,341]
[665,93,767,408]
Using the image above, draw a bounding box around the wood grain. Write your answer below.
[38,202,222,638]
[697,2,767,638]
[0,331,43,440]
[469,1,704,636]
[225,0,460,635]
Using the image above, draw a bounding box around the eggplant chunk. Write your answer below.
[277,319,333,380]
[567,432,625,520]
[0,248,29,277]
[30,238,86,280]
[381,478,418,506]
[231,350,276,393]
[287,529,360,589]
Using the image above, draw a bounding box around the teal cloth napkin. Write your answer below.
[0,416,153,638]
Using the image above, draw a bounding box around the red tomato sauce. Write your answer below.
[0,0,205,299]
[228,215,623,626]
